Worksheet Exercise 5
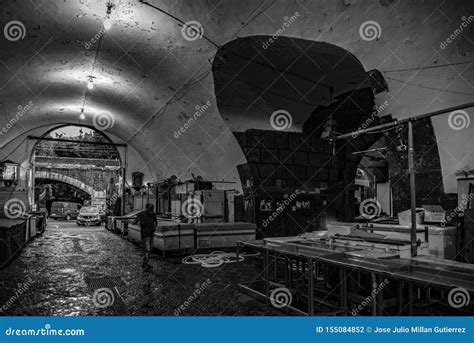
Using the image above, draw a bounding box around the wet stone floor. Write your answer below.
[0,221,281,316]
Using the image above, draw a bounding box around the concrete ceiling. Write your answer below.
[0,0,473,192]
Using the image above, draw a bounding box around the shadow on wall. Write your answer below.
[212,35,382,237]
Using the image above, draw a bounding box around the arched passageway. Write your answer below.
[31,125,122,214]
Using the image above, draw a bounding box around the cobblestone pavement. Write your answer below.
[0,221,281,316]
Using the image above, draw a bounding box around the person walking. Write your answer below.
[136,203,157,269]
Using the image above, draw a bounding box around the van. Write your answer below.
[50,202,81,220]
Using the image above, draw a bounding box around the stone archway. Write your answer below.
[30,125,122,212]
[34,171,97,196]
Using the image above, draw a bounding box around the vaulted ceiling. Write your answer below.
[0,0,473,192]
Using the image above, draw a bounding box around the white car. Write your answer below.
[76,206,102,226]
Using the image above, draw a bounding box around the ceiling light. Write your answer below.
[87,75,95,90]
[103,18,112,30]
[80,108,86,120]
[104,2,114,30]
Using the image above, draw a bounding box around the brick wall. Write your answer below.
[35,167,118,192]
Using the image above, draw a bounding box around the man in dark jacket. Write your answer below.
[137,203,157,269]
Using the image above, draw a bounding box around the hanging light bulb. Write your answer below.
[87,75,94,90]
[103,18,112,30]
[80,108,86,120]
[104,2,113,30]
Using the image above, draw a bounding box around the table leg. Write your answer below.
[371,273,378,316]
[408,283,414,315]
[308,257,314,315]
[397,281,403,314]
[264,249,270,305]
[339,267,347,312]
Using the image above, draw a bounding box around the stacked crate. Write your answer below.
[193,190,225,223]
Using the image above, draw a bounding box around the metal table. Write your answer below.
[237,239,474,316]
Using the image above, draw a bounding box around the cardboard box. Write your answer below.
[422,204,445,223]
[326,222,357,236]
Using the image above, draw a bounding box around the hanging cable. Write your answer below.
[139,0,335,91]
[80,1,114,117]
[381,60,472,73]
[385,76,474,96]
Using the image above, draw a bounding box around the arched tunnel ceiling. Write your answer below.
[212,36,371,131]
[0,0,473,193]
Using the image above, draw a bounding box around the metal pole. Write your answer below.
[307,257,314,315]
[25,139,31,211]
[334,102,474,141]
[264,249,270,304]
[371,272,377,316]
[408,121,417,257]
[121,146,127,216]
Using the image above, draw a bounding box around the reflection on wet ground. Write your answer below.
[0,221,280,316]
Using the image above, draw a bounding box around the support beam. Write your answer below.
[122,146,128,216]
[331,102,474,258]
[28,136,127,147]
[334,102,474,141]
[407,121,417,257]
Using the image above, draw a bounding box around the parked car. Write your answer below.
[50,202,81,220]
[76,206,102,226]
